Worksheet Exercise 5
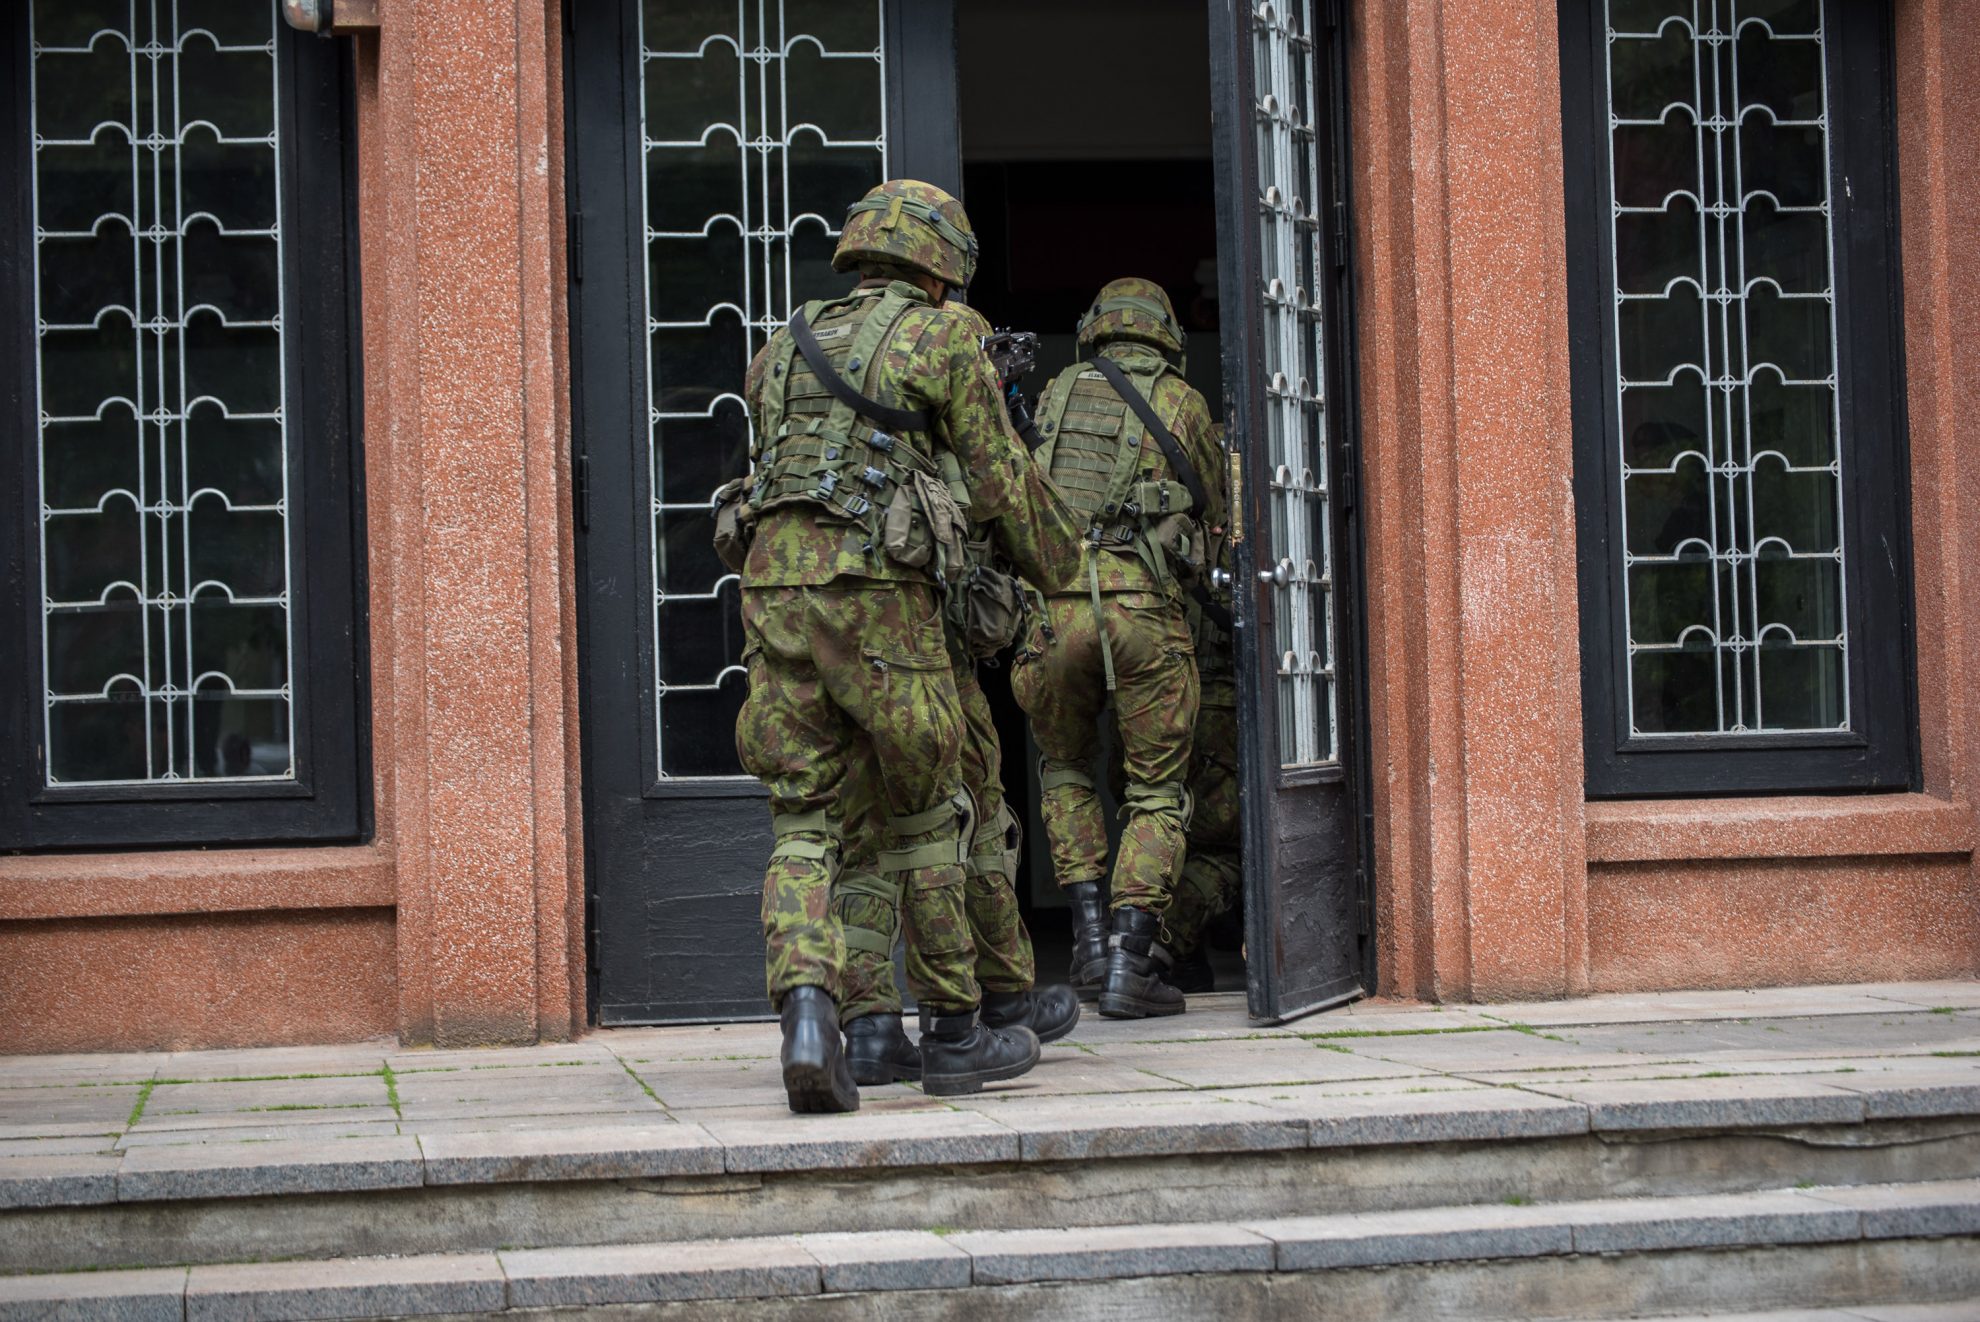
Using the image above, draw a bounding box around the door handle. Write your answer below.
[1211,568,1233,591]
[1257,559,1291,588]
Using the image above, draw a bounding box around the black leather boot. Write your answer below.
[779,986,860,1113]
[982,984,1082,1044]
[917,1008,1041,1097]
[844,1012,921,1086]
[1098,907,1186,1019]
[1162,942,1217,995]
[1065,881,1109,1002]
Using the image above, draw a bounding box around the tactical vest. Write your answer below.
[749,287,971,579]
[1033,351,1199,590]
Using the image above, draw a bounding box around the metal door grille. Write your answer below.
[1603,0,1849,736]
[1251,0,1337,768]
[28,0,295,787]
[638,0,888,778]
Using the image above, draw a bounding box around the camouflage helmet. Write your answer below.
[1075,277,1186,357]
[832,179,978,289]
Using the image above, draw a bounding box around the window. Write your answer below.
[1,0,367,849]
[637,0,889,779]
[1561,0,1916,797]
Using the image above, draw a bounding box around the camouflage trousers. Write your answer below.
[1011,590,1199,916]
[734,580,979,1014]
[835,667,1037,1023]
[1168,679,1240,955]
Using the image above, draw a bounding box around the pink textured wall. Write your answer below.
[0,911,396,1054]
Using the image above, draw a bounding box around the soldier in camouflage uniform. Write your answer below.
[1162,572,1240,991]
[728,180,1082,1111]
[1011,278,1227,1019]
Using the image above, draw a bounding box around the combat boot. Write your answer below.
[844,1012,920,1086]
[780,986,860,1113]
[982,984,1082,1044]
[918,1008,1041,1097]
[1065,880,1109,1001]
[1162,942,1217,994]
[1098,907,1186,1019]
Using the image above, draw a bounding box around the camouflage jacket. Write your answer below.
[740,281,1079,594]
[1040,342,1226,595]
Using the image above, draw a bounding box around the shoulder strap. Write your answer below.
[1086,354,1207,519]
[788,304,932,434]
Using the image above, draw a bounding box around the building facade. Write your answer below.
[1,0,1973,1052]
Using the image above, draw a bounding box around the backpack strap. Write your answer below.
[788,301,932,435]
[1086,353,1208,520]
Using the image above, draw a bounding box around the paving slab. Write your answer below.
[0,1085,144,1129]
[951,1220,1274,1284]
[954,1091,1307,1161]
[116,1136,423,1201]
[1089,1037,1429,1089]
[502,1236,819,1307]
[1249,1201,1575,1269]
[1477,985,1929,1027]
[693,1104,1019,1173]
[975,1050,1183,1097]
[0,1121,127,1143]
[420,1122,723,1182]
[599,1024,784,1064]
[0,1152,121,1208]
[1213,1079,1590,1146]
[1556,1014,1980,1062]
[623,1059,796,1109]
[0,1267,186,1322]
[385,1043,620,1075]
[1300,1000,1501,1033]
[184,1254,504,1321]
[1854,982,1980,1011]
[1056,994,1296,1047]
[0,1053,167,1088]
[1326,1026,1683,1074]
[1797,1062,1980,1120]
[116,1120,409,1149]
[0,1135,119,1157]
[1847,1304,1980,1321]
[160,1043,393,1081]
[1559,1188,1862,1252]
[1796,1178,1980,1239]
[1522,1074,1869,1130]
[796,1230,973,1292]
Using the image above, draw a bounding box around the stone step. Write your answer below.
[2,1180,1974,1320]
[6,1070,1980,1274]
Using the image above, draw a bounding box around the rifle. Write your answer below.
[980,329,1045,452]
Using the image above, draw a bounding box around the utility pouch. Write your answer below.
[950,559,1028,658]
[883,469,966,576]
[1148,511,1205,584]
[711,475,756,574]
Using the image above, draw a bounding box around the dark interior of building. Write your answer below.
[953,0,1245,993]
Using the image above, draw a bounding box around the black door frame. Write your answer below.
[1208,0,1377,1020]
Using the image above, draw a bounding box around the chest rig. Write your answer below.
[750,287,970,577]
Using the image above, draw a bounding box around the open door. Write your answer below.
[568,0,958,1023]
[1210,0,1371,1020]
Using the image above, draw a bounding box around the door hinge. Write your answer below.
[568,212,584,283]
[1354,868,1370,936]
[1331,200,1348,271]
[574,450,591,531]
[1337,441,1357,513]
[1324,0,1344,32]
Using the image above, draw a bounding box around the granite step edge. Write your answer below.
[11,1071,1980,1211]
[1,1178,1974,1317]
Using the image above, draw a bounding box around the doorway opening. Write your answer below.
[954,0,1246,994]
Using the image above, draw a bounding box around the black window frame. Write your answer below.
[1560,0,1919,799]
[0,15,370,851]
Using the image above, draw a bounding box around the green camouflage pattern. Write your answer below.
[1167,674,1240,955]
[735,579,979,1013]
[832,179,978,289]
[1075,275,1186,357]
[835,665,1036,1022]
[742,286,1081,594]
[1011,591,1200,915]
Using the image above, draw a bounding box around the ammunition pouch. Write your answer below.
[882,469,967,576]
[946,552,1028,659]
[710,475,756,575]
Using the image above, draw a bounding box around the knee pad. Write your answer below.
[833,870,904,958]
[878,786,976,874]
[1122,780,1192,830]
[1038,757,1095,795]
[967,801,1022,885]
[770,807,841,865]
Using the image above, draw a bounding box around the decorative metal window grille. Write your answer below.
[1603,0,1848,735]
[639,0,887,778]
[29,0,295,788]
[1252,0,1337,767]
